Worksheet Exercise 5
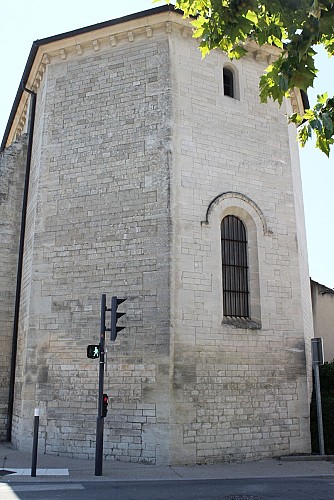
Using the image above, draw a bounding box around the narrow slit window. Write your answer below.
[223,68,234,98]
[221,215,249,317]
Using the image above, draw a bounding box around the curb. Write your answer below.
[279,455,334,462]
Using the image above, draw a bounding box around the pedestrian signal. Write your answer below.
[87,345,100,359]
[102,394,109,417]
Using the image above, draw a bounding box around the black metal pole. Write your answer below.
[7,89,37,442]
[313,362,325,455]
[31,408,39,477]
[95,294,106,476]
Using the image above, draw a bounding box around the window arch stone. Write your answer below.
[201,192,270,327]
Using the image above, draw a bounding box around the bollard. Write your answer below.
[31,408,39,477]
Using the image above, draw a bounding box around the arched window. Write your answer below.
[223,67,234,98]
[221,215,249,317]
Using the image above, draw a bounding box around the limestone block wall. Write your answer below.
[0,136,26,440]
[12,30,173,463]
[5,8,314,465]
[168,30,313,463]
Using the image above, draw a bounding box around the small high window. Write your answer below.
[223,67,234,98]
[221,215,249,317]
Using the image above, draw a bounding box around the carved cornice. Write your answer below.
[5,10,299,148]
[6,10,189,148]
[245,39,281,63]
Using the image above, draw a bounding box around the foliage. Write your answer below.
[159,0,334,156]
[311,360,334,454]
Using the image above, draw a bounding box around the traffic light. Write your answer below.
[110,296,126,341]
[102,393,108,417]
[87,344,100,359]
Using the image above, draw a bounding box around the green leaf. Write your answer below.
[230,45,247,59]
[298,123,312,148]
[309,118,322,131]
[318,92,329,105]
[245,10,258,24]
[278,74,289,91]
[317,134,331,157]
[199,42,211,57]
[271,36,284,48]
[257,30,268,46]
[290,68,317,92]
[322,112,334,138]
[289,112,302,125]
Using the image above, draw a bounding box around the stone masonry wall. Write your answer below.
[0,136,26,440]
[7,10,313,465]
[168,30,313,463]
[12,30,172,463]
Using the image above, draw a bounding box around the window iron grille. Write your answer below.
[221,215,249,317]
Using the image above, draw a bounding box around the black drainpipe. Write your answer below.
[6,87,37,442]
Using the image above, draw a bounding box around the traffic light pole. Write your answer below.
[95,293,106,476]
[94,293,126,475]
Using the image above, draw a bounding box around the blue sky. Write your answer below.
[1,0,333,287]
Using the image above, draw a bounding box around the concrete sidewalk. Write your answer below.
[1,442,334,482]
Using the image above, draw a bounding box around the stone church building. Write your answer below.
[0,5,314,464]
